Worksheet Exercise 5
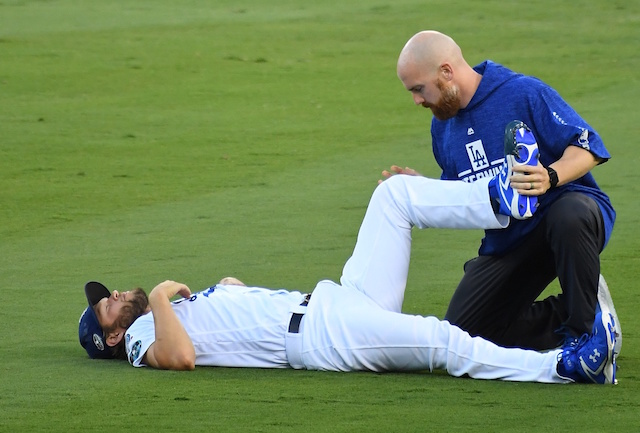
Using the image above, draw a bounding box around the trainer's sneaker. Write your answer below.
[596,274,622,357]
[490,120,540,219]
[556,312,617,384]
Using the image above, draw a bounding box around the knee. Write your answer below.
[544,193,604,247]
[373,175,409,204]
[546,193,601,232]
[379,174,407,191]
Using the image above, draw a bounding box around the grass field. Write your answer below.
[1,0,639,431]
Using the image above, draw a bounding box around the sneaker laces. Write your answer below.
[558,334,589,374]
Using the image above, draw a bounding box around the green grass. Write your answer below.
[1,0,639,431]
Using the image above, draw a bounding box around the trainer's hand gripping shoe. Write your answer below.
[490,120,540,219]
[556,312,618,384]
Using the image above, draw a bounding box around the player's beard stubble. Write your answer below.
[104,288,149,360]
[103,288,149,333]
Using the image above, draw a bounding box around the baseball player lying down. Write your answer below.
[79,173,618,384]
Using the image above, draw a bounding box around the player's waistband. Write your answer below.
[285,293,310,369]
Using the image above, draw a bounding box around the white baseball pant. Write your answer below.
[292,175,564,383]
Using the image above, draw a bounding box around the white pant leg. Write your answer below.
[303,283,565,383]
[340,175,509,312]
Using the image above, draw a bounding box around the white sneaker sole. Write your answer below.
[597,274,621,357]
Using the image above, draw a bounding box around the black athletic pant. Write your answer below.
[444,192,605,351]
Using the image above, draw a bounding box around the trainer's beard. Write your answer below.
[430,80,461,120]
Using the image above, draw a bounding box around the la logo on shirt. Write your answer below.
[465,139,490,171]
[457,139,503,182]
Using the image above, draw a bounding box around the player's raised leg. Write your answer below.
[340,175,509,313]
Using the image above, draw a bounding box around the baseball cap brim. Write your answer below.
[78,281,115,359]
[85,281,111,307]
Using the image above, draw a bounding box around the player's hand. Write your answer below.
[218,277,246,286]
[378,165,422,184]
[151,280,192,300]
[510,162,547,196]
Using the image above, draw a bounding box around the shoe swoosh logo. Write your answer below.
[498,178,511,209]
[499,173,509,190]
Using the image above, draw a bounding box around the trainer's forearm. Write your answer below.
[148,288,196,370]
[548,146,599,187]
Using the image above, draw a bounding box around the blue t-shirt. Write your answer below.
[431,61,615,255]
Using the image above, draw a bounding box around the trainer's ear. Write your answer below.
[105,329,126,347]
[439,63,453,81]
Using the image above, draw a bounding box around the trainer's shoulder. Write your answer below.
[505,72,550,92]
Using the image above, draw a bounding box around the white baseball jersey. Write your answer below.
[125,285,306,368]
[125,175,565,383]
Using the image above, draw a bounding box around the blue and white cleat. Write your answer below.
[556,312,617,384]
[495,120,540,219]
[596,274,622,357]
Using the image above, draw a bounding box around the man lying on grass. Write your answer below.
[79,161,618,384]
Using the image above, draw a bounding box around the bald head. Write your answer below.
[396,31,480,114]
[397,31,464,77]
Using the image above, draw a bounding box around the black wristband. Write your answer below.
[546,166,559,189]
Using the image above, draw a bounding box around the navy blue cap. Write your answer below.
[78,281,115,359]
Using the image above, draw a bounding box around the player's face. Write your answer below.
[94,289,148,330]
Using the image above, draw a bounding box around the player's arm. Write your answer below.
[143,280,196,371]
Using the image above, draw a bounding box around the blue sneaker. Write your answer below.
[491,120,540,219]
[556,312,617,384]
[596,274,622,357]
